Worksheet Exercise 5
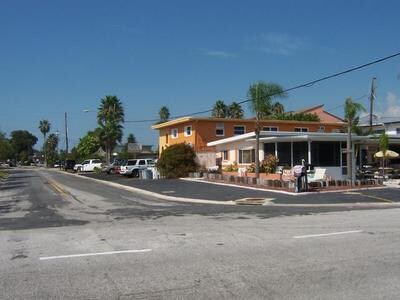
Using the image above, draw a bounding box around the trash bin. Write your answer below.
[140,168,153,180]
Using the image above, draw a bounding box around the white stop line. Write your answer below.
[40,249,152,261]
[293,230,363,239]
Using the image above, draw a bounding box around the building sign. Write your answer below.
[127,143,142,153]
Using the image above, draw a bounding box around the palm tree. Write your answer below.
[158,106,170,123]
[39,119,51,165]
[344,97,366,185]
[271,102,285,117]
[248,81,286,177]
[227,102,244,119]
[211,100,228,118]
[97,95,125,164]
[127,133,137,144]
[379,131,389,178]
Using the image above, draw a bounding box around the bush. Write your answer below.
[223,161,238,172]
[245,155,278,174]
[156,143,198,178]
[261,154,278,173]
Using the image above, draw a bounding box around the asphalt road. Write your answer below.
[1,168,400,299]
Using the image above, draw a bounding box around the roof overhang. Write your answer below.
[207,131,400,147]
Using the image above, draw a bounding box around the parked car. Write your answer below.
[73,159,103,172]
[103,159,126,174]
[63,160,76,171]
[119,158,155,177]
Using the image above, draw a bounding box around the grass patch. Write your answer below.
[0,170,9,179]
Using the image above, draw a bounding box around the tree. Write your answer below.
[271,102,285,116]
[211,100,228,118]
[39,119,51,165]
[158,106,170,123]
[97,95,125,164]
[227,102,244,119]
[248,81,286,177]
[127,133,136,144]
[45,133,59,166]
[156,143,198,178]
[10,130,38,162]
[76,130,102,159]
[0,131,12,161]
[379,131,389,178]
[344,97,366,185]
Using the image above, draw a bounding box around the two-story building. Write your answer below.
[152,105,346,168]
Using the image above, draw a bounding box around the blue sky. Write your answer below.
[1,0,400,149]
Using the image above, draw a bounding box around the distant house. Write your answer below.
[151,105,345,168]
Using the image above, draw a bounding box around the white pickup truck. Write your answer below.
[73,159,103,172]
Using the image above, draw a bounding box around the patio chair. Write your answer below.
[307,168,326,183]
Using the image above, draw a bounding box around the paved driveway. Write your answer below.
[82,173,400,205]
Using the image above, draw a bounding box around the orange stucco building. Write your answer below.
[151,105,345,167]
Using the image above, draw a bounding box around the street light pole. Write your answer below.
[65,112,69,158]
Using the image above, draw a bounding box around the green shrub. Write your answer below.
[223,161,238,172]
[244,155,278,174]
[93,167,102,174]
[261,154,278,173]
[156,143,198,178]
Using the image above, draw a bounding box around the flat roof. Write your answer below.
[207,131,400,146]
[151,116,345,129]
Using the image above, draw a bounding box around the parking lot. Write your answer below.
[81,172,400,205]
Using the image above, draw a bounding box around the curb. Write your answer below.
[45,169,237,206]
[181,177,387,196]
[41,169,400,208]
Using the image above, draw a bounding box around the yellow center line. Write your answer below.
[359,193,394,203]
[47,179,67,196]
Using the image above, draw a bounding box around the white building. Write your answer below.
[207,131,400,181]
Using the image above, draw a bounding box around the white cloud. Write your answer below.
[250,32,309,56]
[372,92,400,122]
[383,92,400,118]
[202,50,236,59]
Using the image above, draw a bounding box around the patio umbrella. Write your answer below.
[374,150,399,159]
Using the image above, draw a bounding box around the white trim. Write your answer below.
[233,125,246,135]
[184,125,192,137]
[171,128,178,139]
[294,127,309,132]
[262,126,279,132]
[215,122,225,137]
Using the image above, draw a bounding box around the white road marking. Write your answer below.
[40,249,152,261]
[161,190,175,194]
[293,230,363,239]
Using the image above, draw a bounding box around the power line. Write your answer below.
[125,51,400,123]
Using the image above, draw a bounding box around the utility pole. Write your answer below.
[369,77,376,133]
[64,112,69,158]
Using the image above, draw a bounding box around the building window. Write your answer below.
[171,128,178,139]
[294,127,309,132]
[263,143,276,157]
[184,125,192,137]
[222,150,229,161]
[318,126,325,132]
[292,142,308,165]
[277,142,291,166]
[238,149,255,164]
[233,125,246,135]
[216,123,224,136]
[311,141,341,166]
[263,126,278,132]
[396,128,400,134]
